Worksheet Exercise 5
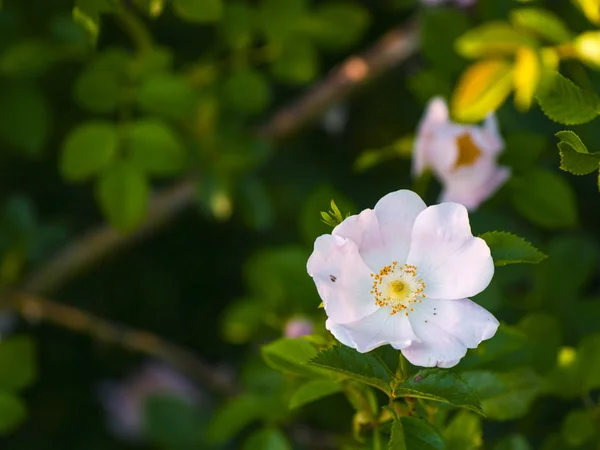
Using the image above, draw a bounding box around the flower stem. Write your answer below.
[115,6,153,53]
[373,427,382,450]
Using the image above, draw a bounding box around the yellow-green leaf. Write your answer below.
[456,22,535,59]
[451,59,514,123]
[573,0,600,25]
[514,46,541,111]
[574,31,600,70]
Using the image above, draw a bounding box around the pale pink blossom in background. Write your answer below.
[307,190,498,368]
[98,362,200,440]
[413,97,510,210]
[284,317,314,338]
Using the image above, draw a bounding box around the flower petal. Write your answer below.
[307,234,378,324]
[332,208,387,271]
[440,163,510,210]
[413,97,451,176]
[326,308,418,353]
[407,203,494,299]
[373,190,427,265]
[401,318,467,368]
[412,298,498,348]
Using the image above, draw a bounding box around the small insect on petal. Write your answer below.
[330,275,337,282]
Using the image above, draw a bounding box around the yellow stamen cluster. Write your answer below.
[370,262,426,316]
[455,133,481,168]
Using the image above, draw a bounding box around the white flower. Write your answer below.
[306,190,498,368]
[413,97,510,210]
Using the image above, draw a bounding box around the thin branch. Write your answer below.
[22,20,419,296]
[7,291,238,396]
[257,19,419,141]
[22,179,196,294]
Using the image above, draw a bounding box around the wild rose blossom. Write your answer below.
[98,362,200,440]
[307,190,498,368]
[413,97,510,210]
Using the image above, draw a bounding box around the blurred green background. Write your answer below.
[2,0,600,449]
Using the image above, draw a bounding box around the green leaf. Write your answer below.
[72,48,130,113]
[224,69,270,114]
[0,391,26,435]
[395,369,483,415]
[511,169,577,229]
[444,410,482,450]
[172,0,222,22]
[479,231,546,266]
[510,8,573,44]
[259,0,308,42]
[394,417,445,450]
[494,434,531,450]
[303,2,370,51]
[262,338,323,377]
[461,369,541,421]
[561,409,596,447]
[95,161,149,232]
[207,393,273,442]
[74,69,121,113]
[576,333,600,392]
[389,419,407,450]
[536,72,600,125]
[556,130,600,176]
[451,59,514,123]
[221,2,255,50]
[307,345,393,394]
[0,336,36,391]
[243,428,291,450]
[127,119,185,176]
[0,83,49,156]
[456,21,535,59]
[138,73,196,119]
[143,395,202,448]
[289,379,343,409]
[271,38,318,85]
[60,121,118,181]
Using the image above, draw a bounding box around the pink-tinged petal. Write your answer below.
[373,190,427,265]
[471,118,503,158]
[420,97,449,132]
[332,209,387,271]
[401,318,467,368]
[307,234,378,324]
[440,163,510,210]
[407,203,494,299]
[413,98,451,176]
[411,298,498,348]
[326,308,419,353]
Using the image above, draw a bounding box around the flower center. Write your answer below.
[455,133,481,168]
[370,262,426,316]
